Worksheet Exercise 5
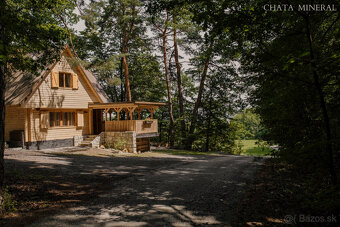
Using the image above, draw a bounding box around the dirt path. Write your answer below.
[6,150,264,227]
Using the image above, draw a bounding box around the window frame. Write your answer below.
[49,111,76,128]
[58,72,72,88]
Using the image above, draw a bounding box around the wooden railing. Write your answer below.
[105,120,158,134]
[135,120,158,134]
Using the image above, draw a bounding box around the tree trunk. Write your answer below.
[205,94,213,152]
[159,111,164,144]
[173,23,186,145]
[0,66,5,192]
[122,54,131,102]
[120,57,125,102]
[0,13,7,205]
[161,13,175,147]
[305,16,337,185]
[186,38,214,149]
[122,27,131,102]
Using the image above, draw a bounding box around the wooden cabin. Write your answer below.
[4,46,164,151]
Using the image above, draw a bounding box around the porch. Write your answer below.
[88,101,165,138]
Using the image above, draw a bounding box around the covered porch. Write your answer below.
[88,101,165,138]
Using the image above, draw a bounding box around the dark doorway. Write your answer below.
[93,109,104,135]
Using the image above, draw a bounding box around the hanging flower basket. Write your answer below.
[143,119,153,127]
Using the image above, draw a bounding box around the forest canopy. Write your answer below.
[0,0,339,201]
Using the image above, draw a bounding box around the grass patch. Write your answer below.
[235,140,272,156]
[153,149,222,156]
[154,141,273,156]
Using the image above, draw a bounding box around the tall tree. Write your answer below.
[120,1,137,102]
[77,0,142,102]
[0,0,75,205]
[173,18,186,142]
[152,10,175,147]
[76,0,164,104]
[223,0,340,185]
[186,37,214,149]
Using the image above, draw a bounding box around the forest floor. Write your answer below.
[2,148,263,226]
[232,158,339,226]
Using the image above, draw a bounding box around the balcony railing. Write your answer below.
[105,120,158,135]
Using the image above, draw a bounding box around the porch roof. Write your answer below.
[89,101,166,110]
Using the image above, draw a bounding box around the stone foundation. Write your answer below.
[25,138,74,150]
[101,131,136,153]
[91,134,101,148]
[74,135,84,147]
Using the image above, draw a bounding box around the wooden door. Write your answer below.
[93,109,103,135]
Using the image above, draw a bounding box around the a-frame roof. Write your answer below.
[5,46,110,106]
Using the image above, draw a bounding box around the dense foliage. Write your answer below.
[168,0,340,215]
[75,0,242,152]
[1,0,339,215]
[0,0,76,208]
[231,109,264,140]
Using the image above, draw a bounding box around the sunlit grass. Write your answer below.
[236,140,272,156]
[152,140,273,156]
[153,149,222,156]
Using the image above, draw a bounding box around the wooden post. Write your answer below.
[135,107,142,120]
[24,108,28,143]
[129,110,134,120]
[105,108,110,121]
[113,107,122,121]
[28,109,32,143]
[126,107,136,121]
[89,108,93,135]
[147,107,156,119]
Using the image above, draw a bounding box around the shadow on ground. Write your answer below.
[3,150,262,226]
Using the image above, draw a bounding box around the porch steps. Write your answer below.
[78,135,98,147]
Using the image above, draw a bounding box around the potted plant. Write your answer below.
[143,118,153,127]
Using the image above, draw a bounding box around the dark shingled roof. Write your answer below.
[82,67,110,103]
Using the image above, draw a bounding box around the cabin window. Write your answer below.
[59,73,71,88]
[49,112,54,127]
[55,112,61,126]
[48,111,76,127]
[51,71,78,89]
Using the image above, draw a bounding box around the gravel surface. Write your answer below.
[5,148,263,226]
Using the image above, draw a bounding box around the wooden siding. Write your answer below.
[105,120,136,132]
[105,120,158,134]
[136,138,150,152]
[29,109,89,142]
[25,54,100,109]
[135,120,158,134]
[5,106,25,141]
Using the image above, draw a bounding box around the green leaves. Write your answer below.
[1,0,76,73]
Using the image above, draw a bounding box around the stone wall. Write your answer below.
[26,138,74,150]
[91,134,101,148]
[101,131,136,153]
[74,135,84,147]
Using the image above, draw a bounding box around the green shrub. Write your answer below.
[105,138,127,151]
[1,186,17,213]
[233,140,243,155]
[113,138,127,150]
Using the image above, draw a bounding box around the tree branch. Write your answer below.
[58,14,79,58]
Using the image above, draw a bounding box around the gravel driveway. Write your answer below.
[5,149,263,226]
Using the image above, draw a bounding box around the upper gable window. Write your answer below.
[51,71,78,89]
[59,73,71,88]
